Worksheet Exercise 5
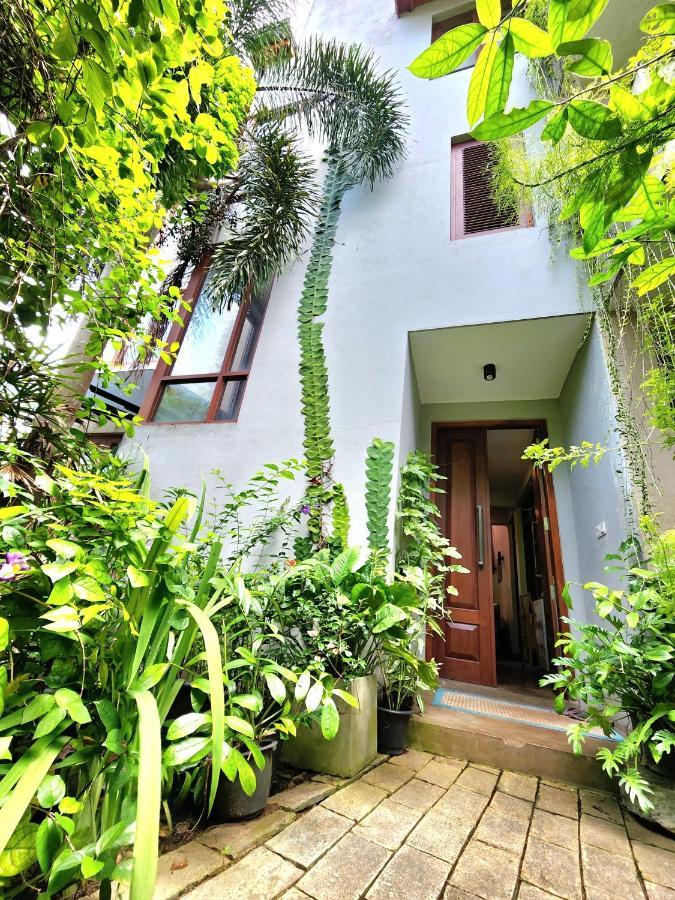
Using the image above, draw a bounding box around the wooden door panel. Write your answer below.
[434,428,496,686]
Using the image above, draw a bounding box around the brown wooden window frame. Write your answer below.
[140,255,271,425]
[451,139,533,240]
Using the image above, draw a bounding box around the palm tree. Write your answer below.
[166,1,408,306]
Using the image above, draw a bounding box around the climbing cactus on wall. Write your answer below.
[365,438,395,556]
[330,483,351,552]
[297,154,353,542]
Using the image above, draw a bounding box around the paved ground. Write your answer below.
[154,750,675,900]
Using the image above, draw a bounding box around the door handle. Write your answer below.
[476,504,484,568]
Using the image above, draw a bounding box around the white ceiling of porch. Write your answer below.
[410,314,590,404]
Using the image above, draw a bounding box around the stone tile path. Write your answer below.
[156,751,675,900]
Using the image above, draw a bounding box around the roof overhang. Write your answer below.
[410,314,591,404]
[395,0,433,15]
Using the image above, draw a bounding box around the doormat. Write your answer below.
[432,687,619,740]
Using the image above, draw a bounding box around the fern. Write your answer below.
[365,438,395,556]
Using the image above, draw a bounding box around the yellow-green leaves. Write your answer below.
[81,59,112,112]
[568,100,622,140]
[476,0,502,29]
[541,108,568,144]
[632,258,675,295]
[129,692,161,900]
[485,32,515,117]
[641,3,675,35]
[467,35,498,125]
[409,23,486,79]
[548,0,610,48]
[558,38,613,76]
[472,99,554,140]
[508,18,554,57]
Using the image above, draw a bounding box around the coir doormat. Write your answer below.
[432,687,619,740]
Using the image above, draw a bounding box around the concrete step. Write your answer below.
[409,702,616,791]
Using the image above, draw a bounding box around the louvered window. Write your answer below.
[451,140,532,239]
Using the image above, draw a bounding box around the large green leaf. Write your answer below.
[568,100,622,140]
[129,691,161,900]
[508,18,554,57]
[0,738,67,856]
[632,258,675,296]
[476,0,501,28]
[548,0,610,47]
[558,38,613,76]
[472,100,554,140]
[485,33,515,117]
[0,822,38,878]
[409,23,487,79]
[641,3,675,35]
[468,35,498,125]
[541,108,568,144]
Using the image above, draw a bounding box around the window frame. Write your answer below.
[140,255,270,425]
[451,139,534,241]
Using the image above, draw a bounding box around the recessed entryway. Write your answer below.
[430,421,566,690]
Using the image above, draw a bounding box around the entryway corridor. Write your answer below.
[150,751,675,900]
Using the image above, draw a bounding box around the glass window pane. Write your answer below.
[154,381,215,422]
[172,269,242,376]
[215,379,246,421]
[231,287,270,371]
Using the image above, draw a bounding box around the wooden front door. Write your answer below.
[434,428,496,686]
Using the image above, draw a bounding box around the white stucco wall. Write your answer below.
[124,0,619,582]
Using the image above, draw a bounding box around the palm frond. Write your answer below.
[257,37,408,186]
[227,0,296,69]
[208,123,318,304]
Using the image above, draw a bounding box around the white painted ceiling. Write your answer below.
[410,314,589,404]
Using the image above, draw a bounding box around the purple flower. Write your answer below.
[5,552,28,569]
[0,551,30,582]
[299,504,311,516]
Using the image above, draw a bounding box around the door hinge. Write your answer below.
[550,582,557,601]
[543,516,550,531]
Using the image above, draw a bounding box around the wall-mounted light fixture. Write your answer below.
[483,363,496,382]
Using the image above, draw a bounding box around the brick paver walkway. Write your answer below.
[155,751,675,900]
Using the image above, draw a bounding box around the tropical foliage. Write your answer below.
[542,525,675,812]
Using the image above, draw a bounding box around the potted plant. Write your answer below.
[377,647,439,755]
[542,524,675,832]
[164,566,343,820]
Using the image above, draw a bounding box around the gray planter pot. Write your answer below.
[281,675,377,778]
[621,756,675,836]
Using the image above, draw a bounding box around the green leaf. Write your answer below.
[81,855,105,878]
[0,617,8,653]
[162,736,211,766]
[320,699,340,740]
[632,258,675,296]
[54,688,91,724]
[476,0,501,29]
[82,60,112,112]
[166,712,211,740]
[508,18,554,57]
[264,672,286,704]
[558,38,613,76]
[641,3,675,34]
[36,818,62,874]
[234,750,257,797]
[467,34,498,126]
[548,0,610,47]
[34,707,67,739]
[45,539,81,559]
[224,715,255,738]
[472,100,554,140]
[129,691,161,900]
[42,561,78,582]
[53,20,78,60]
[409,23,487,79]
[50,125,69,152]
[72,575,106,602]
[541,108,568,145]
[295,670,311,701]
[128,663,169,694]
[609,84,651,121]
[372,603,408,633]
[37,774,66,808]
[485,32,515,117]
[562,582,573,610]
[0,822,38,877]
[305,680,324,713]
[0,505,29,521]
[127,565,149,588]
[568,100,622,140]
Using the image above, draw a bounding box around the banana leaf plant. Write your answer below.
[0,462,226,899]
